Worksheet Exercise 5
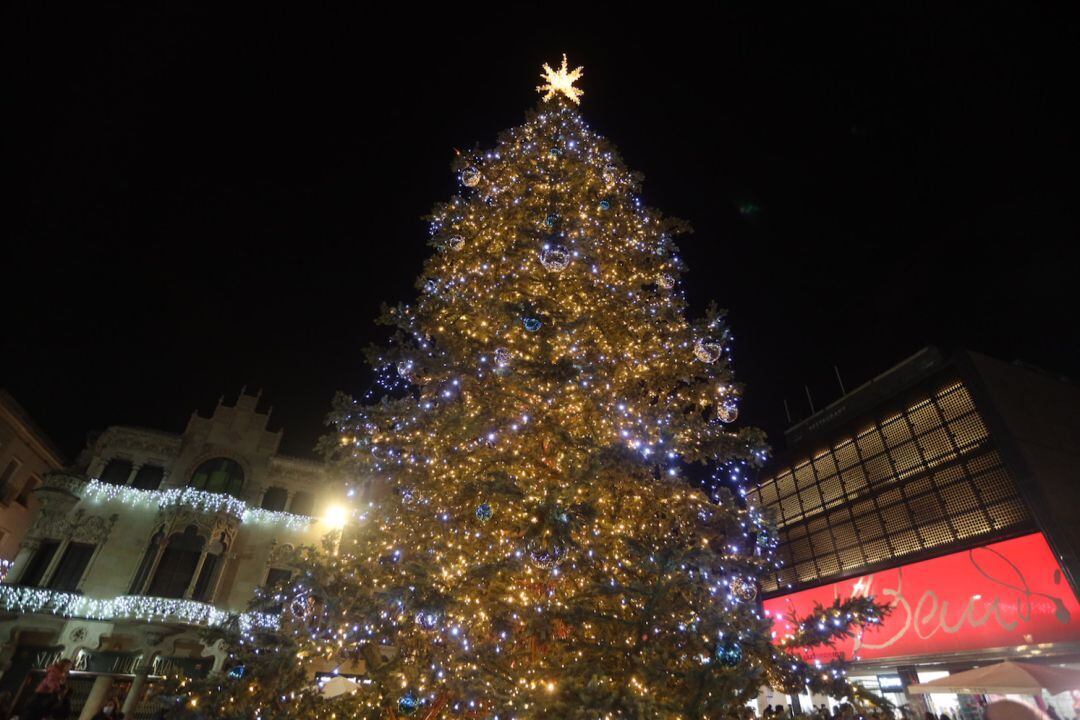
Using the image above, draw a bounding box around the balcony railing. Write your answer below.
[0,584,278,632]
[80,479,314,530]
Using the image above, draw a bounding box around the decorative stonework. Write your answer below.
[267,541,296,567]
[157,506,239,546]
[97,427,182,461]
[267,456,330,489]
[71,512,118,544]
[28,509,117,545]
[38,471,86,498]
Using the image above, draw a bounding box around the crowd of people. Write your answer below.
[723,702,964,720]
[0,660,126,720]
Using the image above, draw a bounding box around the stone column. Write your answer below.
[202,551,231,604]
[86,457,106,480]
[77,674,114,720]
[136,536,169,596]
[183,551,210,600]
[125,463,142,486]
[40,538,70,585]
[121,664,151,716]
[6,538,40,581]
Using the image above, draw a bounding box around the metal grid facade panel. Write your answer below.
[749,380,1033,594]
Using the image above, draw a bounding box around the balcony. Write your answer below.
[73,478,314,531]
[0,584,277,632]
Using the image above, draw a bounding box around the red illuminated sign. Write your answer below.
[764,533,1080,661]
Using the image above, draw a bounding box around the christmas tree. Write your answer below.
[183,56,889,719]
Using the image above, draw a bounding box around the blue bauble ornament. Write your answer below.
[716,639,743,667]
[549,147,562,159]
[399,691,420,715]
[544,214,558,228]
[476,503,493,521]
[523,317,542,332]
[598,200,610,210]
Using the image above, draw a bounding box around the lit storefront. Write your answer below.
[749,348,1080,717]
[764,533,1080,716]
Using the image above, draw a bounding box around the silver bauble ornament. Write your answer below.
[694,339,723,364]
[461,167,481,187]
[540,245,571,272]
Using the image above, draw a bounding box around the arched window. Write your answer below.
[100,458,133,485]
[189,458,244,497]
[260,486,288,512]
[264,567,293,615]
[146,525,205,599]
[131,465,165,491]
[46,542,96,592]
[130,528,164,594]
[288,491,314,516]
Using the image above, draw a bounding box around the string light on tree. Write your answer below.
[175,54,892,720]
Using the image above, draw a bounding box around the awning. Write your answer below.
[908,661,1080,695]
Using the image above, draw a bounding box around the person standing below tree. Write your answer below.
[42,686,73,720]
[18,659,72,720]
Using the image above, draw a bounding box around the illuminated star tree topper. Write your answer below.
[536,53,585,104]
[174,55,895,720]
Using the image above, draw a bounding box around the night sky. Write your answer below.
[5,5,1077,461]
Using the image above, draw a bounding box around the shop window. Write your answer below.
[99,458,133,486]
[260,486,288,512]
[47,542,96,592]
[289,491,314,516]
[189,458,244,497]
[146,526,205,599]
[131,465,165,491]
[18,540,59,587]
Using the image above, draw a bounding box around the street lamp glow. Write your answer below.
[324,504,349,529]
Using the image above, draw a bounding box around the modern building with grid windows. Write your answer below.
[752,348,1080,719]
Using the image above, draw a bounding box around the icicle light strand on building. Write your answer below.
[81,479,317,531]
[170,55,892,720]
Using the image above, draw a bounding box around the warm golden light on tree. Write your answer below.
[173,56,890,720]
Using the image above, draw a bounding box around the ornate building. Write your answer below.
[0,389,65,572]
[0,391,357,719]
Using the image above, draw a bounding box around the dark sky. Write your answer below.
[4,4,1078,461]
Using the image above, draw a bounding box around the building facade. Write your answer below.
[0,390,65,572]
[0,391,356,719]
[750,348,1080,718]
